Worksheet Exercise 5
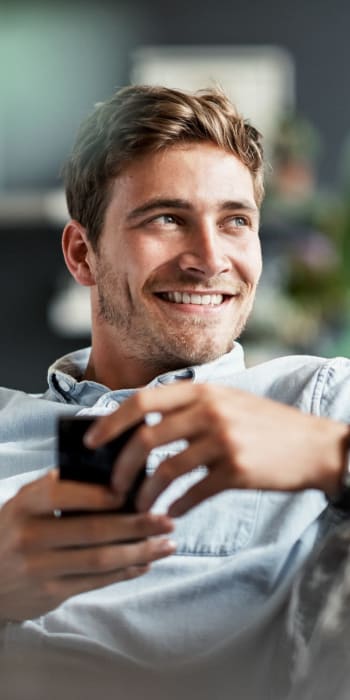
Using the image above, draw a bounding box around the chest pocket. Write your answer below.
[147,447,260,557]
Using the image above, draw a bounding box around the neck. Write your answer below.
[84,334,180,390]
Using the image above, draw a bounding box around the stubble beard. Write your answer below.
[96,260,254,370]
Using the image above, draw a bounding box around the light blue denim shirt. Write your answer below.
[1,343,350,699]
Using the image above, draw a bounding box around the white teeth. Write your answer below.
[164,292,224,305]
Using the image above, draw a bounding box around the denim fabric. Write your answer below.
[1,343,350,698]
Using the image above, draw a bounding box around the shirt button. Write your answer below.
[107,400,119,410]
[59,379,71,393]
[157,375,175,385]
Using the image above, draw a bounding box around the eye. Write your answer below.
[231,215,248,227]
[155,214,177,225]
[144,213,181,229]
[219,214,250,231]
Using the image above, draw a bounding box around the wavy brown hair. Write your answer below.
[63,85,265,249]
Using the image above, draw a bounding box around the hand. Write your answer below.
[85,382,349,516]
[0,470,175,622]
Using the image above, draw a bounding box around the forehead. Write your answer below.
[109,142,257,210]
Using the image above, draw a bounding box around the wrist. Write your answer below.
[320,420,350,503]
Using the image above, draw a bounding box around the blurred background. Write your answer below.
[1,0,350,391]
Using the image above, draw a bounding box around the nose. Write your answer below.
[178,222,232,278]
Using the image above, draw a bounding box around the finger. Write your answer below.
[29,537,177,578]
[111,404,208,495]
[135,436,219,512]
[167,472,225,517]
[12,471,123,517]
[84,381,199,448]
[52,564,151,602]
[22,512,174,550]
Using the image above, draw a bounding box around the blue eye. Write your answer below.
[233,216,248,226]
[158,215,176,224]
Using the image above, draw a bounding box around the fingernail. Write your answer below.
[157,538,177,554]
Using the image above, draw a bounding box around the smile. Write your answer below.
[158,291,228,305]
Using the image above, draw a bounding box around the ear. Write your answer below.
[62,220,97,286]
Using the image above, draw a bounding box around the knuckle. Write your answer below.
[132,541,152,566]
[155,462,174,489]
[12,523,34,552]
[114,545,132,568]
[141,539,161,562]
[17,554,39,583]
[132,512,167,538]
[215,424,233,448]
[137,425,154,452]
[123,566,139,580]
[137,512,153,527]
[41,579,61,602]
[231,449,248,477]
[203,401,221,424]
[132,514,153,536]
[125,564,149,580]
[14,484,27,503]
[9,484,31,514]
[222,441,249,485]
[2,495,20,521]
[85,547,105,570]
[133,391,148,414]
[81,517,100,544]
[135,512,159,535]
[88,546,116,572]
[196,383,213,401]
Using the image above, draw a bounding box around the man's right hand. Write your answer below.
[0,470,175,622]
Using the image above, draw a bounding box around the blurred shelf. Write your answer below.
[0,190,68,226]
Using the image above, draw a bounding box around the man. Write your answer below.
[1,85,350,699]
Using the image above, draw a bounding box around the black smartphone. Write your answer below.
[58,416,146,514]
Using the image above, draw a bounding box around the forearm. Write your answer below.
[308,417,349,500]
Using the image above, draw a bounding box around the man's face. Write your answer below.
[91,142,262,370]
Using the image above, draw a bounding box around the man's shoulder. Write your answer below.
[223,353,350,415]
[0,385,47,411]
[0,386,80,479]
[0,384,80,436]
[245,352,343,378]
[248,353,350,389]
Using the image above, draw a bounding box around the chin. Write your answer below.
[161,336,234,367]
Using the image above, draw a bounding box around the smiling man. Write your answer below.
[65,140,262,388]
[1,85,350,699]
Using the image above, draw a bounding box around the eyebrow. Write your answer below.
[126,197,258,220]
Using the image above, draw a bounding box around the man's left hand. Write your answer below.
[84,383,349,516]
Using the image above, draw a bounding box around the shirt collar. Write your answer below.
[47,343,246,406]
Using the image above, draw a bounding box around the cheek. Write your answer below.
[251,250,263,285]
[235,239,262,286]
[124,240,163,292]
[128,239,177,284]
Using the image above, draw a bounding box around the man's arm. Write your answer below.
[0,470,175,622]
[84,382,349,517]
